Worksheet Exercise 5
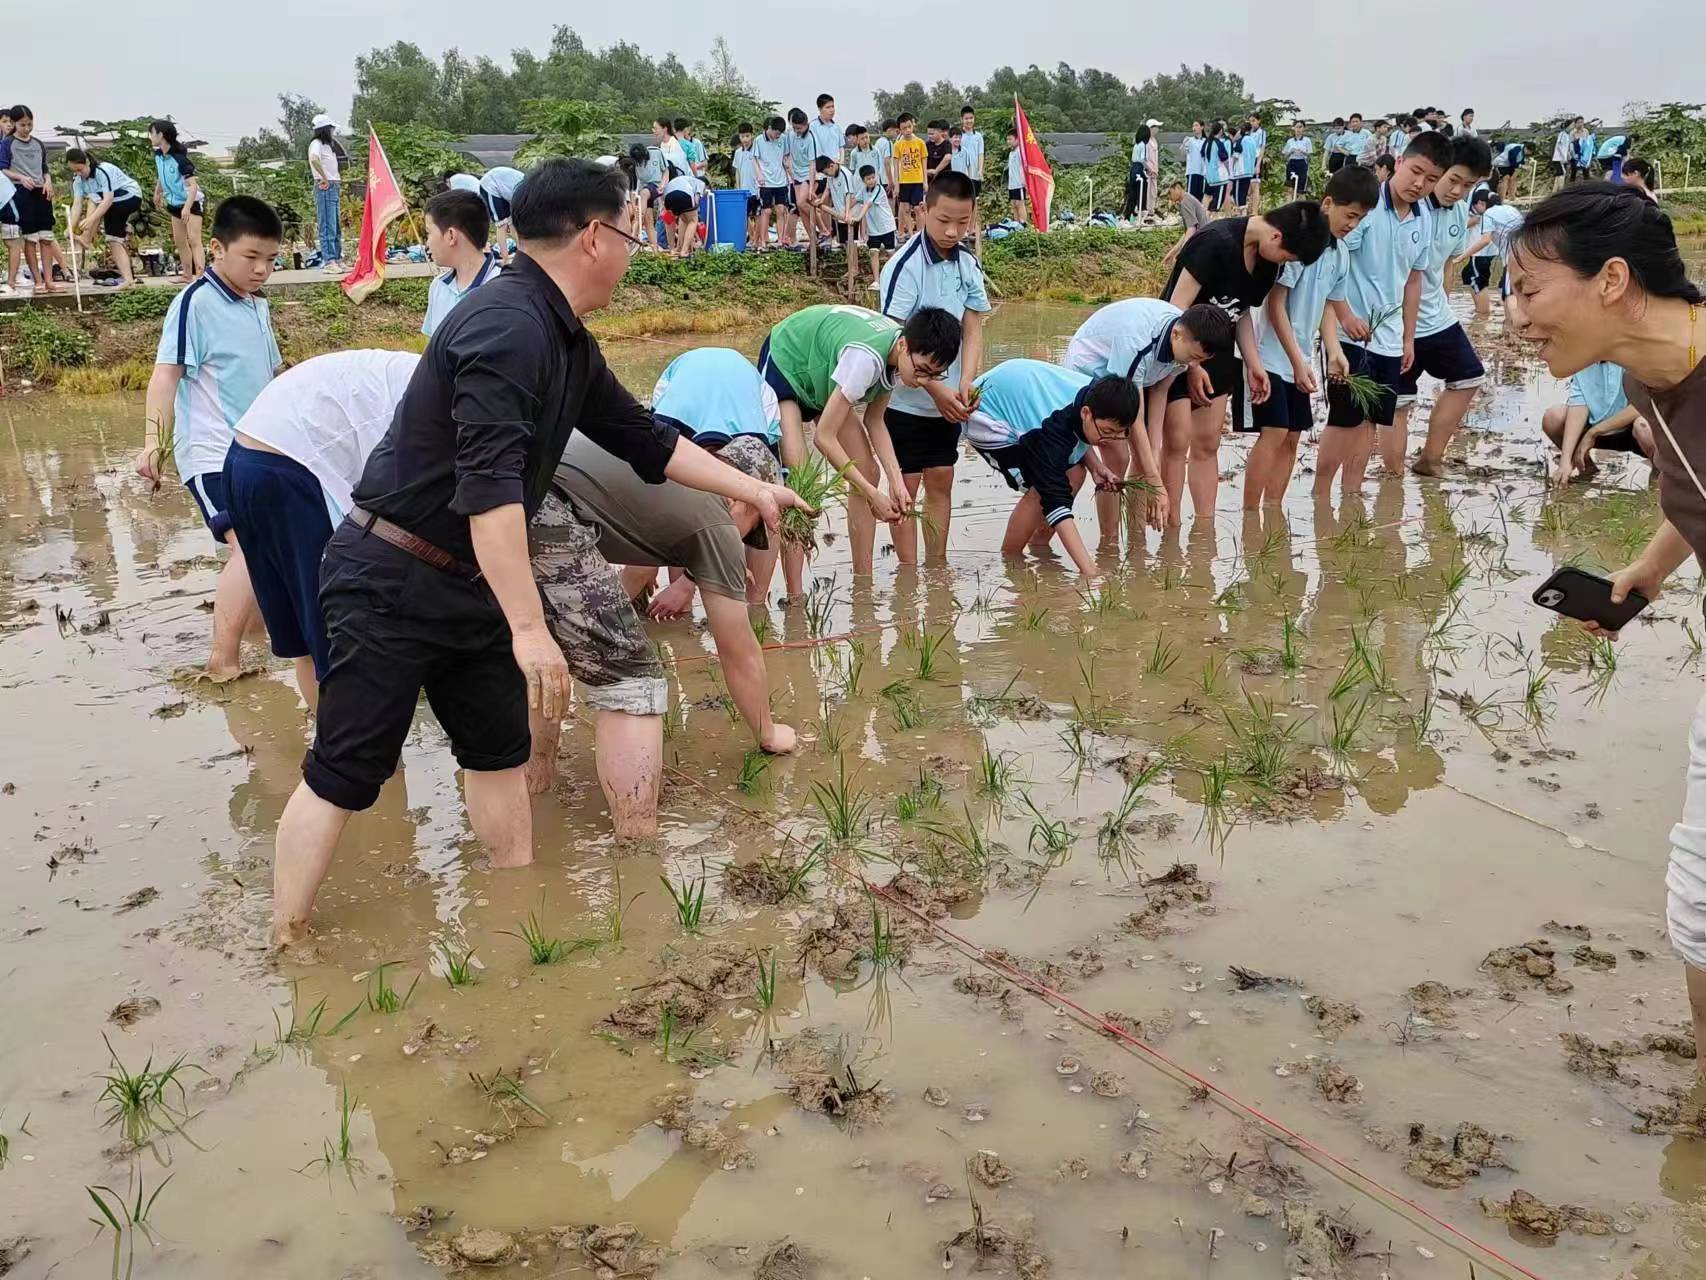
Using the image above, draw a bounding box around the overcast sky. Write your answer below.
[8,1,1698,149]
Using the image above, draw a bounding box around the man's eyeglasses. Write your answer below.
[584,219,646,256]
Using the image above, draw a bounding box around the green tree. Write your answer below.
[1129,64,1254,130]
[513,99,616,167]
[364,122,468,207]
[351,42,450,130]
[234,93,325,167]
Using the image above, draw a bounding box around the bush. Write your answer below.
[102,287,177,323]
[0,307,95,378]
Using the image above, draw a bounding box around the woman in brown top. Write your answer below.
[1506,181,1706,1076]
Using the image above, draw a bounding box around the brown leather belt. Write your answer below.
[346,507,482,581]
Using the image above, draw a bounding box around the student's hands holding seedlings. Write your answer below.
[747,480,813,531]
[1086,450,1120,491]
[1139,478,1169,530]
[1340,311,1371,342]
[1185,362,1215,406]
[1327,349,1350,382]
[925,378,972,423]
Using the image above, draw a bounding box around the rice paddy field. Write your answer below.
[5,268,1706,1280]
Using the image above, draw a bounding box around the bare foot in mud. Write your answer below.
[1409,454,1446,477]
[269,916,311,950]
[523,754,556,797]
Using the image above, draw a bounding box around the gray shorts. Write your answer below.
[532,493,668,716]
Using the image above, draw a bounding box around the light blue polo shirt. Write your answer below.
[1202,139,1228,186]
[1184,137,1204,177]
[1577,134,1597,167]
[1131,140,1148,167]
[960,129,985,178]
[853,183,895,236]
[785,129,815,182]
[879,232,992,416]
[1390,129,1410,156]
[966,361,1090,462]
[1248,127,1267,157]
[1341,183,1432,357]
[1567,362,1629,425]
[1065,298,1186,388]
[1239,135,1261,177]
[731,146,758,194]
[874,134,895,179]
[73,162,143,203]
[1007,149,1024,189]
[1339,128,1371,159]
[1256,244,1350,379]
[847,145,881,183]
[154,270,281,479]
[808,118,844,162]
[651,347,781,447]
[1416,194,1471,337]
[480,166,525,202]
[1597,135,1627,160]
[422,253,501,337]
[153,151,196,206]
[1322,131,1341,156]
[752,135,786,188]
[1283,136,1313,160]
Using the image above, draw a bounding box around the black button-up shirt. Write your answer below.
[351,252,680,562]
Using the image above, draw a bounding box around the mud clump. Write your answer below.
[1403,1122,1509,1189]
[944,1221,1050,1279]
[1635,1093,1706,1136]
[1282,1203,1361,1279]
[883,870,973,919]
[970,1149,1014,1186]
[654,1093,752,1168]
[1056,1155,1092,1181]
[604,943,760,1038]
[723,856,809,906]
[451,1226,518,1266]
[754,1240,813,1280]
[1230,964,1299,991]
[1303,995,1362,1039]
[1543,919,1592,940]
[1120,863,1213,938]
[1482,939,1574,995]
[1314,1062,1360,1103]
[954,972,1006,998]
[1405,980,1458,1026]
[768,1029,888,1127]
[1101,1008,1173,1042]
[981,943,1103,991]
[108,995,161,1027]
[1479,1189,1615,1238]
[1573,944,1617,971]
[798,900,916,980]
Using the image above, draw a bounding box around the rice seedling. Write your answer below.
[1020,792,1072,859]
[914,627,953,680]
[470,1067,551,1127]
[1327,650,1369,702]
[736,747,771,795]
[754,948,781,1009]
[1145,632,1181,676]
[1226,695,1300,789]
[920,804,993,876]
[1441,552,1471,597]
[1214,579,1249,612]
[811,708,849,755]
[87,1171,173,1280]
[436,940,478,989]
[830,638,868,697]
[1197,654,1226,698]
[1328,511,1374,551]
[976,745,1018,799]
[1405,690,1440,743]
[97,1035,200,1149]
[500,898,581,965]
[1096,777,1150,870]
[1581,634,1620,704]
[1684,619,1703,663]
[858,893,904,970]
[274,981,361,1046]
[297,1082,363,1178]
[661,859,710,933]
[882,679,925,730]
[1423,595,1472,657]
[1349,622,1400,696]
[750,611,774,646]
[810,754,874,845]
[1280,611,1304,673]
[1325,694,1375,762]
[1519,660,1554,733]
[894,769,943,821]
[1083,581,1124,617]
[802,576,844,639]
[1161,565,1185,592]
[595,861,644,947]
[1058,718,1092,763]
[661,699,686,742]
[1196,754,1236,857]
[655,1000,727,1067]
[755,842,822,900]
[1019,606,1051,631]
[363,962,420,1014]
[781,451,851,553]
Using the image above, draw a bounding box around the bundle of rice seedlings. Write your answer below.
[782,450,852,552]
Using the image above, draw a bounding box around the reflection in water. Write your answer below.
[5,285,1706,1280]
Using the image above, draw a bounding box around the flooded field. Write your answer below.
[8,281,1706,1280]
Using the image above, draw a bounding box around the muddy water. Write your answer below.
[6,276,1706,1280]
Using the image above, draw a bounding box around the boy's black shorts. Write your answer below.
[1550,160,1566,177]
[746,195,759,217]
[1326,153,1346,174]
[1461,256,1493,291]
[868,230,896,250]
[1168,347,1239,403]
[1007,187,1023,202]
[971,180,984,197]
[1396,324,1485,403]
[100,195,144,239]
[663,189,695,216]
[832,220,850,245]
[886,408,961,473]
[1325,343,1402,427]
[1250,371,1313,432]
[760,185,792,210]
[899,181,924,206]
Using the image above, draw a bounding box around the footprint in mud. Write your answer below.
[603,943,762,1039]
[1560,1029,1697,1089]
[1275,1057,1361,1103]
[654,1093,753,1168]
[1101,1008,1174,1042]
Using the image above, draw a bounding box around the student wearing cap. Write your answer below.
[307,114,346,274]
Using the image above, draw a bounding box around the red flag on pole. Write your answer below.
[341,126,408,303]
[1014,96,1054,233]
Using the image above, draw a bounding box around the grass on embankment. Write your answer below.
[5,226,1178,393]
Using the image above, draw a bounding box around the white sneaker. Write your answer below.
[320,261,345,274]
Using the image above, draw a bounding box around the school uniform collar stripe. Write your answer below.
[881,235,927,315]
[200,268,242,303]
[923,235,962,264]
[174,278,209,364]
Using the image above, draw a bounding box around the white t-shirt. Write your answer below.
[236,349,420,522]
[831,346,889,403]
[307,139,340,183]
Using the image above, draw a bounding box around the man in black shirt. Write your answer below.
[1159,203,1331,527]
[271,159,804,946]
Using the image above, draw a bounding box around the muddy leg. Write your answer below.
[210,535,259,679]
[1378,410,1408,476]
[524,702,560,796]
[1413,385,1479,475]
[920,465,955,562]
[594,709,662,837]
[464,766,533,867]
[892,471,923,566]
[271,783,353,945]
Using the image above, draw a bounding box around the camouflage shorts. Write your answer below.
[708,434,780,550]
[532,493,668,716]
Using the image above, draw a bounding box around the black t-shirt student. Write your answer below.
[1162,216,1279,326]
[926,137,951,176]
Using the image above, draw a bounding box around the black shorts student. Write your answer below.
[886,408,961,473]
[971,180,984,198]
[831,220,851,245]
[1187,174,1206,200]
[1232,177,1253,206]
[760,185,792,210]
[898,181,925,207]
[868,230,896,250]
[1396,325,1485,404]
[1587,422,1648,455]
[12,187,54,236]
[1326,153,1346,175]
[185,471,234,544]
[1007,186,1023,203]
[223,442,336,677]
[1168,346,1248,434]
[663,189,696,216]
[1250,371,1313,431]
[746,195,760,217]
[1495,163,1520,183]
[98,195,144,239]
[485,192,512,225]
[167,194,206,220]
[1550,160,1567,177]
[1206,183,1230,211]
[1461,256,1493,292]
[306,521,528,812]
[1325,343,1403,427]
[1286,158,1309,192]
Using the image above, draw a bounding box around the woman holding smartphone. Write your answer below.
[1506,181,1706,1076]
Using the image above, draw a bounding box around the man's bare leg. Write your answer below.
[210,535,259,679]
[1095,439,1131,547]
[293,657,319,713]
[594,710,662,837]
[1687,964,1706,1079]
[893,472,923,565]
[840,412,882,576]
[920,465,954,562]
[1378,411,1409,476]
[271,783,353,945]
[525,702,560,796]
[464,765,534,865]
[1160,398,1192,529]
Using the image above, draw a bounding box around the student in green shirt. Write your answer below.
[757,304,962,590]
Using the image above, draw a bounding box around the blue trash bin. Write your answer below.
[701,188,751,252]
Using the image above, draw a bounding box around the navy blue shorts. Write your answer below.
[886,407,960,473]
[1286,158,1309,191]
[185,472,233,544]
[1187,174,1206,200]
[223,443,336,676]
[1232,177,1253,205]
[760,185,792,210]
[1325,343,1403,427]
[485,192,512,225]
[756,335,812,417]
[1461,256,1493,292]
[1396,324,1485,404]
[1250,371,1313,431]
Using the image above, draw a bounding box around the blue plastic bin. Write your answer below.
[700,188,751,251]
